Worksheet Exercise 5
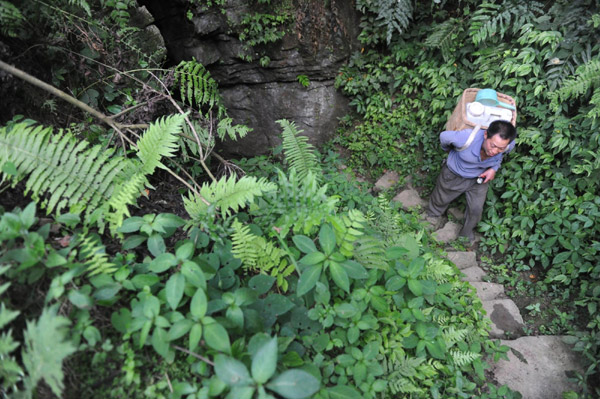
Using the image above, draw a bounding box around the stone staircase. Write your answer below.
[374,171,585,399]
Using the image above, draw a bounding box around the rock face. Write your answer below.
[139,0,361,156]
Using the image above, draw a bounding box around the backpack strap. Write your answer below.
[456,124,481,152]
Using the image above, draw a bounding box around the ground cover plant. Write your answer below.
[335,0,600,396]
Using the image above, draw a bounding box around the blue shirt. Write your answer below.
[440,128,515,178]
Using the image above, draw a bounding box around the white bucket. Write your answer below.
[465,102,513,127]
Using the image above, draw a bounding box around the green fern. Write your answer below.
[469,1,544,45]
[450,349,481,368]
[423,254,454,283]
[21,304,77,398]
[328,209,365,258]
[357,0,413,44]
[353,234,388,270]
[174,60,223,115]
[0,115,187,234]
[251,168,338,237]
[0,123,126,224]
[67,0,91,16]
[424,18,462,62]
[76,234,117,276]
[0,0,24,38]
[382,354,428,395]
[216,117,252,141]
[441,326,469,347]
[137,114,185,174]
[278,119,320,181]
[230,220,294,291]
[0,266,23,392]
[184,175,277,221]
[551,58,600,109]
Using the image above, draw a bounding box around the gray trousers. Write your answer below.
[427,163,489,239]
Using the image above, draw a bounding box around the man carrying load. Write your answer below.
[424,120,517,245]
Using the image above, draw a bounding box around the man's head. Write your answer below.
[483,120,516,157]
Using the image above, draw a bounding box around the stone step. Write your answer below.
[374,170,399,192]
[392,188,427,210]
[491,336,584,399]
[481,299,525,339]
[460,266,486,282]
[433,221,461,243]
[446,251,478,269]
[469,282,505,301]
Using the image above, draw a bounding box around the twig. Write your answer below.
[172,345,215,366]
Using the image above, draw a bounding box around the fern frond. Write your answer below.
[0,1,24,38]
[67,0,91,16]
[424,18,462,62]
[251,168,338,237]
[0,123,126,224]
[174,60,224,115]
[231,220,260,270]
[382,354,427,395]
[216,117,252,141]
[442,326,469,347]
[423,255,454,283]
[21,305,77,398]
[450,349,481,368]
[76,234,117,276]
[184,175,277,221]
[329,209,366,258]
[469,1,544,45]
[278,119,320,181]
[353,234,388,270]
[552,58,600,107]
[137,114,185,174]
[230,220,293,291]
[374,0,413,44]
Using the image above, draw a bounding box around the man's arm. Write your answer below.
[440,129,471,152]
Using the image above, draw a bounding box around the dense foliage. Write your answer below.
[335,0,600,396]
[0,0,599,398]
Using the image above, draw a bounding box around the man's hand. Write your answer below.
[479,168,496,183]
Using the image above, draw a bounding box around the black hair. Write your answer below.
[487,120,517,141]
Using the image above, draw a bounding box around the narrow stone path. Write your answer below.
[373,171,585,399]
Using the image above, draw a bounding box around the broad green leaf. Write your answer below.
[318,224,336,255]
[407,279,423,296]
[300,252,326,266]
[189,323,202,352]
[181,260,207,289]
[68,290,93,309]
[226,386,255,399]
[329,261,350,293]
[122,234,147,250]
[204,320,231,354]
[131,274,159,289]
[151,327,170,359]
[341,259,368,279]
[226,305,244,329]
[214,354,252,386]
[292,235,317,253]
[251,337,278,384]
[266,369,320,399]
[297,265,322,296]
[118,216,145,233]
[166,273,185,310]
[148,253,177,273]
[249,274,276,295]
[167,319,193,341]
[176,241,195,260]
[190,288,208,319]
[147,233,166,257]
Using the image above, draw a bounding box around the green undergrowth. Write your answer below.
[1,133,518,398]
[335,1,600,396]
